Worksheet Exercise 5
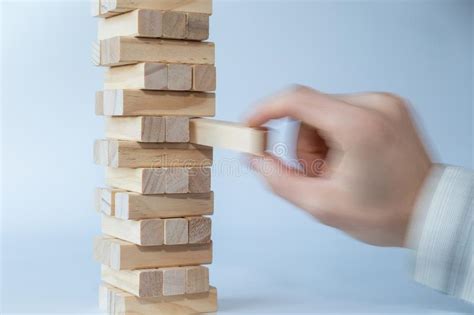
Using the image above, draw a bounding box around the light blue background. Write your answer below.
[1,0,473,313]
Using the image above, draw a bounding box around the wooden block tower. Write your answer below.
[92,1,218,313]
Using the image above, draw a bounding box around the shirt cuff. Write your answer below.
[406,164,473,303]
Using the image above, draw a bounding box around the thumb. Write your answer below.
[249,153,335,219]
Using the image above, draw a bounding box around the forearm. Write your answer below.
[407,164,473,303]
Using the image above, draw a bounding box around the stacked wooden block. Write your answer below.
[92,1,218,314]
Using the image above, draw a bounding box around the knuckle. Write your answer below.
[286,84,318,99]
[290,84,313,94]
[372,92,404,105]
[372,92,410,121]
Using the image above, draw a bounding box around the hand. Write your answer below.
[246,86,432,247]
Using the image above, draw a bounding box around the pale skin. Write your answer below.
[246,86,432,247]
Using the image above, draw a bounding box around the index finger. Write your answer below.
[246,86,362,137]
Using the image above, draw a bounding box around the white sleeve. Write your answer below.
[407,164,473,303]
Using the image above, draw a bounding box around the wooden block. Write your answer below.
[165,168,189,193]
[98,282,108,311]
[164,218,188,245]
[188,216,211,244]
[161,267,186,296]
[97,9,210,41]
[105,63,168,90]
[98,9,162,40]
[106,167,206,194]
[95,91,104,115]
[94,235,119,268]
[162,11,187,39]
[92,40,101,66]
[94,236,213,270]
[186,13,209,41]
[115,191,214,220]
[167,64,192,90]
[102,265,163,297]
[99,283,218,315]
[105,116,165,143]
[94,139,113,166]
[164,117,190,142]
[188,167,211,193]
[94,140,213,168]
[102,214,164,246]
[190,118,268,155]
[101,266,195,298]
[94,0,213,18]
[96,37,214,67]
[95,89,215,117]
[105,63,197,91]
[192,64,216,91]
[91,0,101,17]
[107,168,164,194]
[107,168,165,194]
[106,116,191,143]
[185,266,209,294]
[95,187,125,215]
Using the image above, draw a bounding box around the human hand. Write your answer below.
[246,86,432,247]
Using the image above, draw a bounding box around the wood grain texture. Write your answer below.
[161,267,186,296]
[190,118,268,155]
[93,235,119,269]
[115,191,214,220]
[102,265,163,297]
[188,216,212,244]
[105,63,168,90]
[106,167,210,194]
[164,168,188,193]
[98,9,162,40]
[102,265,205,298]
[167,64,192,90]
[98,283,218,315]
[105,116,165,142]
[108,168,165,194]
[186,13,209,40]
[97,9,210,41]
[94,236,213,270]
[94,140,212,168]
[185,266,209,294]
[95,91,104,115]
[96,37,215,66]
[101,214,211,246]
[94,0,213,17]
[107,168,165,194]
[105,116,190,143]
[103,63,213,92]
[162,11,187,39]
[188,167,211,193]
[92,41,101,66]
[102,214,164,246]
[164,117,190,142]
[164,218,189,245]
[95,187,125,215]
[95,89,215,117]
[192,64,216,91]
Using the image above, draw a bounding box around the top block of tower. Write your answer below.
[93,0,213,18]
[98,9,210,41]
